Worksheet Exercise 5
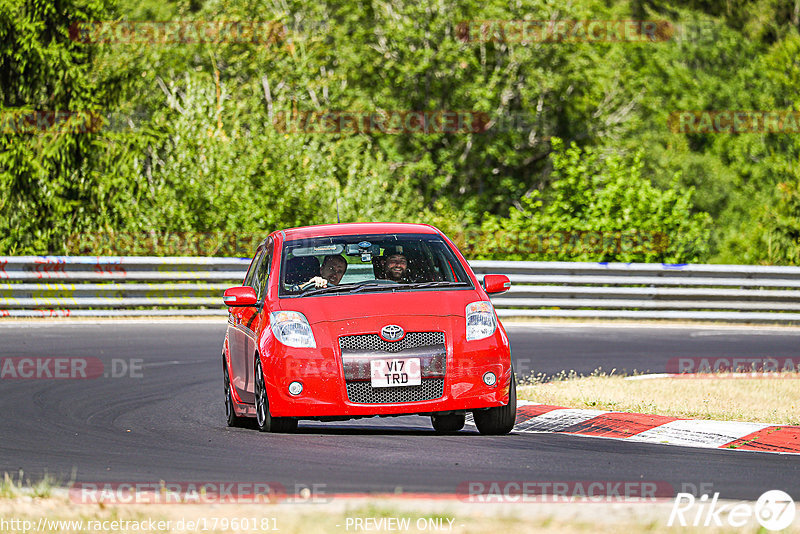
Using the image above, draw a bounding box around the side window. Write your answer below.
[244,248,265,289]
[255,240,273,301]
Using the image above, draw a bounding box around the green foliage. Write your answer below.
[762,181,800,264]
[0,0,798,264]
[0,0,121,254]
[469,140,711,262]
[721,180,800,265]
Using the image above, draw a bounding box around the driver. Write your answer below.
[307,255,348,288]
[384,253,409,282]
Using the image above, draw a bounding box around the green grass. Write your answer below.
[517,369,800,424]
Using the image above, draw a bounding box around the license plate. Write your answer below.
[370,358,421,388]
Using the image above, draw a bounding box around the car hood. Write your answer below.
[277,289,480,325]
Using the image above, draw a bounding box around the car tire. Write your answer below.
[431,413,466,433]
[255,358,298,433]
[472,372,517,435]
[223,356,247,428]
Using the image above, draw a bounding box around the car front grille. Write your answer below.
[345,378,445,404]
[340,331,447,404]
[339,331,445,353]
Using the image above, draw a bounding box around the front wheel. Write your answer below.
[472,372,516,435]
[431,412,466,433]
[254,358,298,433]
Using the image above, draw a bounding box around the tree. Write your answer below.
[469,139,711,263]
[0,0,123,253]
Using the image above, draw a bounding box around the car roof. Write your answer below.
[279,222,441,241]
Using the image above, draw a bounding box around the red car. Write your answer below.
[222,222,515,434]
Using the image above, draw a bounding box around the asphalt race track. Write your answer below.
[1,321,798,500]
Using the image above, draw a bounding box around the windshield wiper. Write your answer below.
[297,280,467,297]
[299,283,362,297]
[348,282,400,294]
[398,281,470,290]
[299,281,398,297]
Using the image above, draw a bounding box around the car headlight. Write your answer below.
[270,311,316,348]
[466,301,497,341]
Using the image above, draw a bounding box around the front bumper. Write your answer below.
[260,315,512,418]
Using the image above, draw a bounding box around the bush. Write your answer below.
[468,139,711,263]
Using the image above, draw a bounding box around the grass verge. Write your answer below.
[0,493,787,533]
[0,472,58,499]
[517,373,800,425]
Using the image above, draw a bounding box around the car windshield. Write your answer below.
[279,233,472,297]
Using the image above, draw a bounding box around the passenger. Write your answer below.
[306,255,348,288]
[384,253,409,282]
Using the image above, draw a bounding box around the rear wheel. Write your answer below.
[223,357,246,427]
[431,413,466,433]
[473,372,517,435]
[254,359,298,433]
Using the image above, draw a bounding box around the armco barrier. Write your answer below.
[469,261,800,322]
[1,257,799,322]
[0,256,249,317]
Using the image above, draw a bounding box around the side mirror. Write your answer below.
[223,286,258,307]
[483,274,511,295]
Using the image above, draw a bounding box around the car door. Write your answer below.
[228,246,265,404]
[241,238,273,399]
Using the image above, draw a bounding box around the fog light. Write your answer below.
[288,381,303,396]
[483,372,497,386]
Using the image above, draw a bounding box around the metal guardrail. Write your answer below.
[468,261,800,322]
[0,256,248,317]
[1,257,800,322]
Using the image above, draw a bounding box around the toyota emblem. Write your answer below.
[380,325,405,342]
